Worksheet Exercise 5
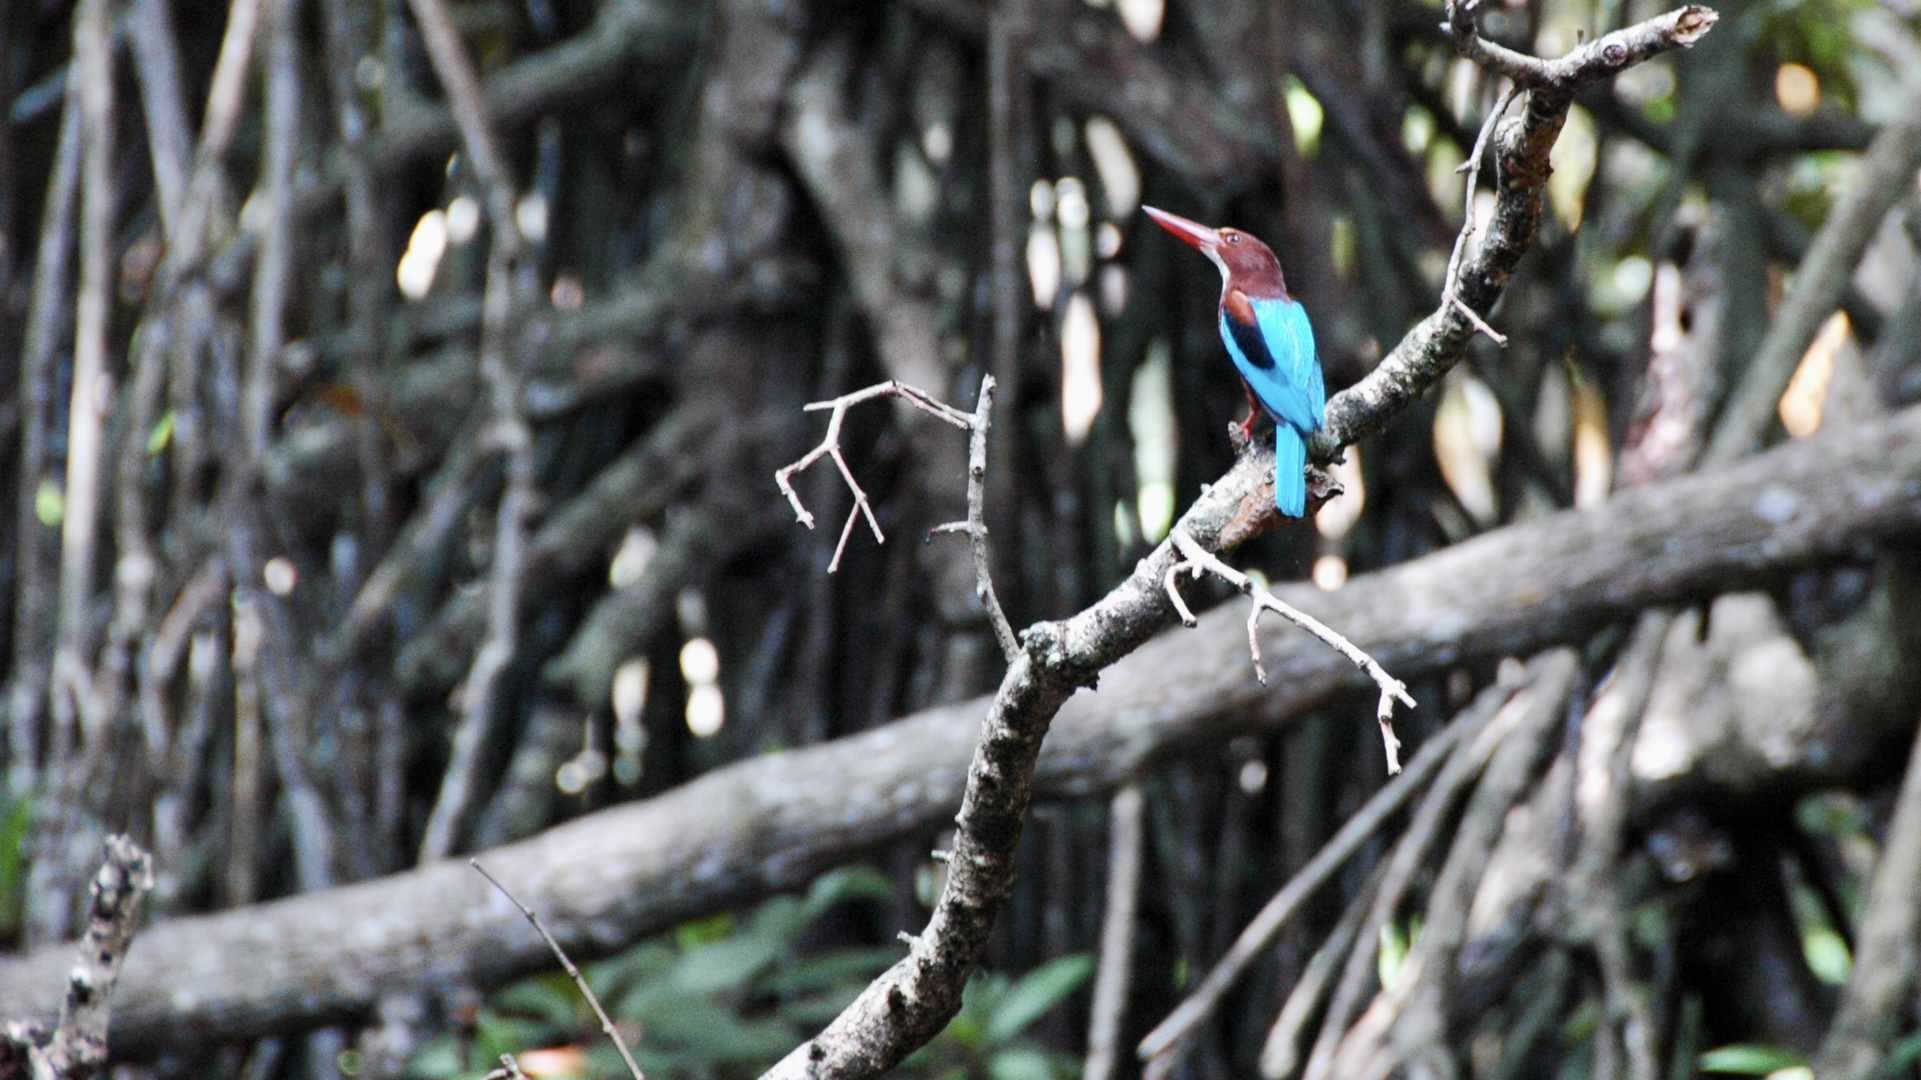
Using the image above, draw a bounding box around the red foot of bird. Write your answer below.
[1229,418,1255,448]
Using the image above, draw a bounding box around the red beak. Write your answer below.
[1143,205,1220,251]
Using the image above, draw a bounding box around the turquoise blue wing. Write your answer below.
[1218,298,1324,436]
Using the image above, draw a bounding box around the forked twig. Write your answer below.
[1164,529,1415,773]
[472,860,645,1080]
[774,380,972,572]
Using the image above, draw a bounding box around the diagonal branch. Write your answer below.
[471,861,644,1080]
[2,836,153,1080]
[1313,4,1718,459]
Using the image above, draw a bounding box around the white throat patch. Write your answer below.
[1203,245,1229,284]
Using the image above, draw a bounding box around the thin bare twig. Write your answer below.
[6,79,82,799]
[410,0,536,863]
[1084,784,1145,1080]
[471,860,645,1080]
[1440,85,1516,348]
[1165,529,1414,773]
[774,380,973,572]
[926,377,1018,663]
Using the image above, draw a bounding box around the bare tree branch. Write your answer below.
[1164,528,1414,773]
[2,837,154,1080]
[405,0,538,864]
[1083,784,1144,1080]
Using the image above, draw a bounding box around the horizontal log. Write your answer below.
[3,405,1920,1053]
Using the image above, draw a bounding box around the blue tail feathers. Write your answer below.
[1274,425,1307,517]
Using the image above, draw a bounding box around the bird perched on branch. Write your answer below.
[1145,206,1325,517]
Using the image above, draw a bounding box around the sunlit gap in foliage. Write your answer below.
[1061,293,1103,445]
[1433,367,1504,528]
[612,659,649,786]
[1056,177,1092,288]
[1549,105,1598,232]
[397,209,450,301]
[1282,75,1323,159]
[1027,180,1061,309]
[1776,62,1821,116]
[446,195,479,242]
[1082,0,1162,43]
[680,637,724,738]
[609,526,658,589]
[1572,363,1612,509]
[1313,448,1364,592]
[1780,310,1852,438]
[1083,117,1139,217]
[1128,339,1176,543]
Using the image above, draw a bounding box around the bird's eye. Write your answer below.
[1227,233,1242,244]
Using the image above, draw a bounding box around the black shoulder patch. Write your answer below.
[1223,308,1277,370]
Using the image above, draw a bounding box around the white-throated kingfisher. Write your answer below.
[1144,206,1326,517]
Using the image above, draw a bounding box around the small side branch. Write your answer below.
[1164,529,1414,773]
[1440,85,1516,348]
[1445,0,1717,93]
[927,378,1018,663]
[472,860,645,1080]
[3,836,154,1080]
[772,380,972,572]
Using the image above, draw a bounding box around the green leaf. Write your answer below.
[986,955,1093,1044]
[988,1048,1059,1080]
[147,410,174,455]
[746,895,810,945]
[1803,927,1852,985]
[1699,1044,1808,1074]
[671,933,783,995]
[404,1035,463,1080]
[630,996,795,1062]
[0,794,33,936]
[801,865,893,921]
[1378,921,1410,990]
[34,481,62,527]
[759,945,902,995]
[472,1009,554,1062]
[493,972,582,1028]
[674,911,735,949]
[1878,1030,1921,1077]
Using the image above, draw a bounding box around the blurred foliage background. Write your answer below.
[0,0,1917,1077]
